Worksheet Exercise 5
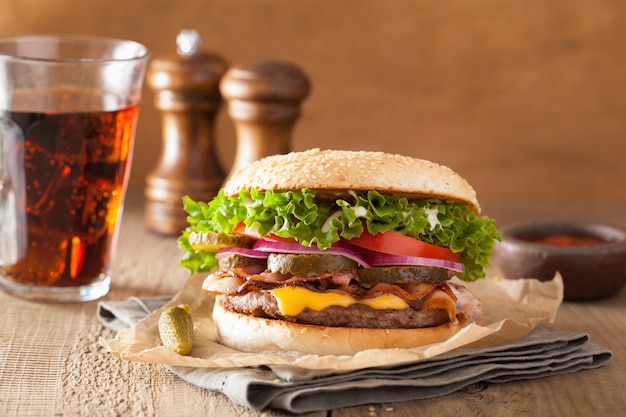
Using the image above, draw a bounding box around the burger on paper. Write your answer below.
[179,149,501,355]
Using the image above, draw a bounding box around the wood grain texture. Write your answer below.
[1,0,624,202]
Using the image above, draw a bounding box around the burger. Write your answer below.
[178,149,500,355]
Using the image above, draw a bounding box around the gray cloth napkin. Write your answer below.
[98,297,613,414]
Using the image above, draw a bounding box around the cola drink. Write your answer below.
[0,104,138,288]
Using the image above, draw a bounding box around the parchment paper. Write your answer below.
[100,273,564,371]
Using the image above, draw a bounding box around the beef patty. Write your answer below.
[217,291,451,329]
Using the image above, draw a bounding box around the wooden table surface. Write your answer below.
[1,192,625,417]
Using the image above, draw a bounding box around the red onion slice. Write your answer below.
[252,239,371,268]
[364,252,465,272]
[219,239,463,273]
[215,247,270,259]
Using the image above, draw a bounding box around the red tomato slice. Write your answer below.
[347,229,461,262]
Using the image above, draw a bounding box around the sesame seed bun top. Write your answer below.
[223,148,481,213]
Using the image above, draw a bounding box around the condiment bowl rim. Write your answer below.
[497,220,626,254]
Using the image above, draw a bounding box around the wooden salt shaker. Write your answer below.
[220,61,310,179]
[145,30,228,235]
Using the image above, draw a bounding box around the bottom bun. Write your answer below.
[213,299,468,356]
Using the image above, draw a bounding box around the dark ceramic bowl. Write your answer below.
[491,221,626,301]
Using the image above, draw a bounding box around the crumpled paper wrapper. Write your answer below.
[101,273,564,371]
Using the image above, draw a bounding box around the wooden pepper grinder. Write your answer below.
[220,61,311,179]
[145,30,228,235]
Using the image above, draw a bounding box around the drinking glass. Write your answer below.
[0,34,148,302]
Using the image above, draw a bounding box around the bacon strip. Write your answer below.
[202,269,460,322]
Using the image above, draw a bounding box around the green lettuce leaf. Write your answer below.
[178,189,501,282]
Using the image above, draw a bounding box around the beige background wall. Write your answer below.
[2,0,625,203]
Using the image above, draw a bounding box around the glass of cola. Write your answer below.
[0,34,148,302]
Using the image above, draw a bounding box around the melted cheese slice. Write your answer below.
[270,286,409,316]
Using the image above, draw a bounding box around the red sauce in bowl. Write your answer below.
[528,234,607,247]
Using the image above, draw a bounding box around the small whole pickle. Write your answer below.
[158,304,194,355]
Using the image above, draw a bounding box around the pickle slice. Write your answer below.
[267,253,357,275]
[218,254,267,271]
[158,304,194,355]
[189,231,255,252]
[357,266,448,285]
